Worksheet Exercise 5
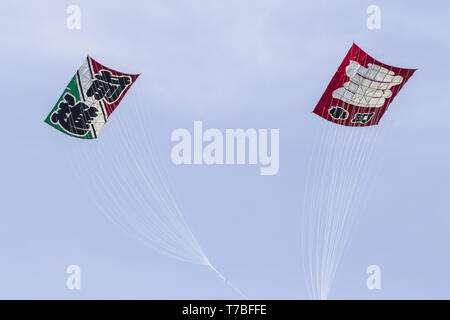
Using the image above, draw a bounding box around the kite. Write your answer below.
[313,43,416,126]
[303,43,416,299]
[44,57,139,138]
[48,57,246,298]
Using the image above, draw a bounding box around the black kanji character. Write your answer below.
[86,70,131,103]
[328,107,349,120]
[51,93,98,136]
[351,112,375,124]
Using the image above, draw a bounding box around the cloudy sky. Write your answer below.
[0,0,449,299]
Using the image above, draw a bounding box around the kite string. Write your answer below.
[70,77,248,297]
[71,71,210,264]
[302,46,397,299]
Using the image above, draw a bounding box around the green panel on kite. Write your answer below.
[44,75,95,139]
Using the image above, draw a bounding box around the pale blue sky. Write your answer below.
[0,0,449,299]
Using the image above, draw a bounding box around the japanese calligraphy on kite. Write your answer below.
[313,43,416,126]
[44,57,139,138]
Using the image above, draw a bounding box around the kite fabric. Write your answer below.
[313,43,416,127]
[44,56,139,139]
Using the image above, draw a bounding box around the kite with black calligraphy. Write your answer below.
[44,57,139,138]
[44,56,246,298]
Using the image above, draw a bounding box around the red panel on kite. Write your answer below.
[88,57,140,116]
[313,43,416,127]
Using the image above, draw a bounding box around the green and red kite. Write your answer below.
[44,57,139,139]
